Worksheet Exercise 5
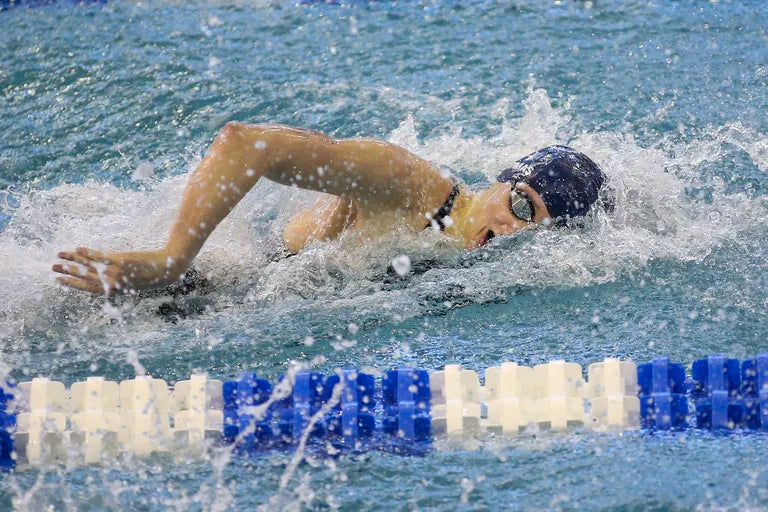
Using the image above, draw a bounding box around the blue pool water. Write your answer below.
[1,0,768,509]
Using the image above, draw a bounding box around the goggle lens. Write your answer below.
[509,190,534,222]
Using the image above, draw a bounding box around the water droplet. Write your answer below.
[390,254,411,276]
[132,162,154,181]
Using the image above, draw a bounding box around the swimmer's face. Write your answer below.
[463,182,551,249]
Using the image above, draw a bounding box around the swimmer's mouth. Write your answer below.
[478,230,495,247]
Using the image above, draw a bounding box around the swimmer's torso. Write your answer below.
[282,178,461,253]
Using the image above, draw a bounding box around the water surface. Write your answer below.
[1,0,767,509]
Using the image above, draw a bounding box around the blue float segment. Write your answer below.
[324,369,376,445]
[637,357,688,429]
[741,354,768,429]
[692,355,741,398]
[691,355,744,430]
[0,381,15,471]
[0,411,14,434]
[0,429,13,472]
[0,381,16,430]
[382,368,431,440]
[0,382,14,410]
[222,372,274,447]
[276,371,329,440]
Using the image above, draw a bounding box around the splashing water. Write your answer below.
[2,0,768,509]
[1,89,766,357]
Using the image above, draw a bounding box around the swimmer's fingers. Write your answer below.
[55,268,131,296]
[56,251,97,267]
[55,275,115,295]
[53,261,129,296]
[54,248,173,294]
[74,247,113,264]
[56,247,112,264]
[52,263,99,279]
[52,258,125,279]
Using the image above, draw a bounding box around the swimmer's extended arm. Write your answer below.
[54,122,451,295]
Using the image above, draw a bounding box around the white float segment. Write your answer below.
[19,378,67,412]
[68,377,120,464]
[71,377,119,412]
[430,365,481,435]
[586,359,640,429]
[16,378,68,465]
[119,377,171,455]
[484,362,535,433]
[532,361,587,430]
[172,374,224,447]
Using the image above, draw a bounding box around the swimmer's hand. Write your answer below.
[52,248,183,296]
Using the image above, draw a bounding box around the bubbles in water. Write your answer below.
[125,349,147,376]
[132,162,154,181]
[1,87,766,350]
[207,16,223,27]
[460,477,475,505]
[390,254,411,276]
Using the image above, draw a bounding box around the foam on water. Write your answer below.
[0,89,766,355]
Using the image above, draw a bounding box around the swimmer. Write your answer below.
[52,123,607,295]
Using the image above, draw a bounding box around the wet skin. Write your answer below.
[52,123,551,296]
[447,181,551,249]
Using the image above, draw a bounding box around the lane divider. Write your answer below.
[638,357,688,429]
[2,354,768,470]
[585,358,639,430]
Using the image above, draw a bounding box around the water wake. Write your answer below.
[0,88,765,350]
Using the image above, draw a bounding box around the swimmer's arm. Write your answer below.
[54,122,451,294]
[282,195,357,254]
[166,122,450,265]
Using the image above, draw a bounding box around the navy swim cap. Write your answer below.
[496,145,605,226]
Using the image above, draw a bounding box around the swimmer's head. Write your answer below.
[496,145,606,226]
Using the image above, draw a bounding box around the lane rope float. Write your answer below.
[1,354,766,471]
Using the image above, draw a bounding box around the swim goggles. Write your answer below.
[509,189,534,222]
